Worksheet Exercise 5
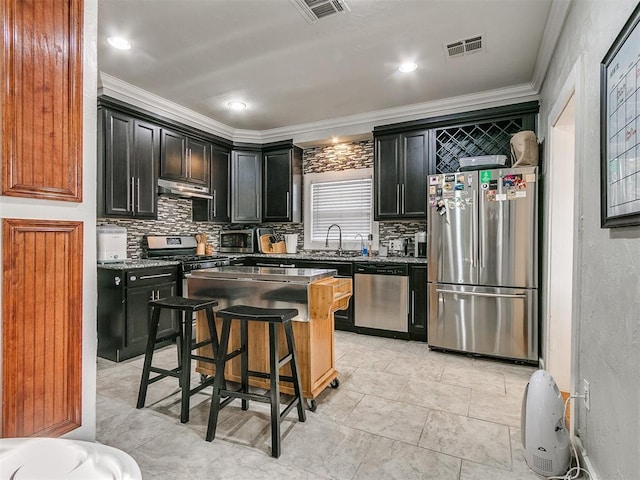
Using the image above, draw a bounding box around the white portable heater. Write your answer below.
[521,370,571,477]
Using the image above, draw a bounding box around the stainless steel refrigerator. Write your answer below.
[426,166,538,362]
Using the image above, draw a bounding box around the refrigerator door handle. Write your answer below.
[435,288,527,299]
[471,195,478,268]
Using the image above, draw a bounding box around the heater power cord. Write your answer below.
[546,394,592,480]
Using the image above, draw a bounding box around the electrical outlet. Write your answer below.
[583,379,590,411]
[390,239,402,251]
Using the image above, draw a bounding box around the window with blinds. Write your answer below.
[303,168,377,251]
[310,178,373,242]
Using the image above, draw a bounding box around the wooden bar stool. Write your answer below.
[136,296,218,423]
[206,305,306,458]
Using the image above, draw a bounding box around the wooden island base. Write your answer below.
[194,276,352,401]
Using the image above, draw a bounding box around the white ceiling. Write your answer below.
[98,0,563,142]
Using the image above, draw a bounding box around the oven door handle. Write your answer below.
[139,273,173,280]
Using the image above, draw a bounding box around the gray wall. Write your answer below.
[539,1,640,478]
[99,139,426,257]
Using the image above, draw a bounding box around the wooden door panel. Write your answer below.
[2,219,83,437]
[1,0,83,201]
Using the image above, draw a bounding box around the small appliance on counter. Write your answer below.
[97,225,127,263]
[414,232,427,257]
[219,229,255,253]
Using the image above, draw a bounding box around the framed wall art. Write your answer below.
[600,3,640,228]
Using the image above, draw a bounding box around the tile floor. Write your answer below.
[96,331,547,480]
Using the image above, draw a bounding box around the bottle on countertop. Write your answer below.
[367,234,373,256]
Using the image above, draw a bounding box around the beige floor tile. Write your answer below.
[400,377,471,416]
[96,330,539,480]
[469,388,522,427]
[419,410,512,470]
[460,460,545,480]
[340,367,409,401]
[337,346,398,371]
[96,408,176,453]
[353,436,461,480]
[383,352,446,381]
[441,362,506,395]
[345,394,430,444]
[313,387,365,425]
[277,417,382,480]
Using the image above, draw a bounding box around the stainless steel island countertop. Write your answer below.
[187,266,337,284]
[186,266,340,321]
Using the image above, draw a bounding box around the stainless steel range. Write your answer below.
[143,235,230,295]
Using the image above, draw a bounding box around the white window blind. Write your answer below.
[310,178,373,242]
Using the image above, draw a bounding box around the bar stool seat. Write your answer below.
[136,296,218,423]
[206,305,306,458]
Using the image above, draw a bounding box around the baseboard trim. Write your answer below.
[572,437,598,480]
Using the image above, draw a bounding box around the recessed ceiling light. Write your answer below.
[398,62,418,73]
[227,101,247,111]
[107,36,132,50]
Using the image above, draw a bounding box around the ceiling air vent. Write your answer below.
[290,0,350,23]
[445,35,484,59]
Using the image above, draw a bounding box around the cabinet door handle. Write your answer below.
[401,184,405,214]
[396,184,400,213]
[278,263,296,268]
[411,291,415,324]
[286,191,290,218]
[212,189,217,217]
[150,290,155,301]
[130,177,135,212]
[136,178,141,213]
[139,273,173,280]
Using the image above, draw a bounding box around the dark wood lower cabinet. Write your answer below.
[98,266,178,362]
[2,219,83,437]
[409,265,427,341]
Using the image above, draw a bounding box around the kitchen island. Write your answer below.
[187,266,352,408]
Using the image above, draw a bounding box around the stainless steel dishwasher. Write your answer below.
[354,263,409,332]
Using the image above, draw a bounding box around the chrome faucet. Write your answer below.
[354,233,364,253]
[325,224,342,255]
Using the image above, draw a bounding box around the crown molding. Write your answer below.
[98,72,235,140]
[99,72,538,146]
[256,83,539,145]
[531,0,573,92]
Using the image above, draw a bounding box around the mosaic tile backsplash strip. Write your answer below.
[98,139,426,259]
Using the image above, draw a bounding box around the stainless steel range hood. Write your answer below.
[157,178,212,200]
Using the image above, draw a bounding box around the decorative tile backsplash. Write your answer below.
[98,139,426,258]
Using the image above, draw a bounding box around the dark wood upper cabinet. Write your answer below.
[98,108,159,219]
[160,129,210,186]
[262,145,302,222]
[1,0,83,201]
[160,129,186,180]
[192,143,231,223]
[375,130,427,220]
[231,150,261,223]
[374,102,539,221]
[187,137,209,185]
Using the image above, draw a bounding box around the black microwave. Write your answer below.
[219,229,255,253]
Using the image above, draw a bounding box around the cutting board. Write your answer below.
[259,234,286,254]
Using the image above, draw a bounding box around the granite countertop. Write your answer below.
[239,253,428,265]
[188,266,338,284]
[97,259,181,270]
